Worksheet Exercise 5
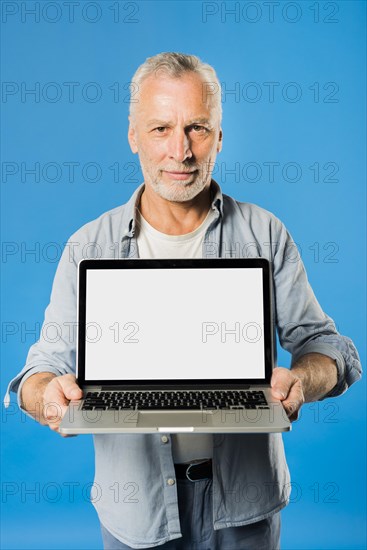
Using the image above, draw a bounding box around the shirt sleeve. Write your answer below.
[272,221,362,399]
[3,238,79,412]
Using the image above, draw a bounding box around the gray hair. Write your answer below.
[129,52,222,122]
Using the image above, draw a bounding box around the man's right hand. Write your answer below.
[20,372,83,437]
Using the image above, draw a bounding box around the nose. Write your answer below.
[167,129,193,163]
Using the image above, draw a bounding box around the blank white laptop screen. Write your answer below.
[84,268,265,380]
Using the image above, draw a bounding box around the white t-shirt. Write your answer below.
[136,208,215,463]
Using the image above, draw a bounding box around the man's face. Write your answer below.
[128,72,222,202]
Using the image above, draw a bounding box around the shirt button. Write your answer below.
[161,435,169,444]
[167,478,175,486]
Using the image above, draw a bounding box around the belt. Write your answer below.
[174,459,213,481]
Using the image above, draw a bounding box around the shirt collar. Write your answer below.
[121,179,224,240]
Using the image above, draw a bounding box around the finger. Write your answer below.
[44,394,78,436]
[43,398,65,426]
[284,405,300,423]
[41,375,81,436]
[281,399,299,420]
[46,409,78,437]
[282,380,304,421]
[43,382,70,419]
[43,380,77,429]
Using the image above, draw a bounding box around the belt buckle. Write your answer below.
[185,460,209,482]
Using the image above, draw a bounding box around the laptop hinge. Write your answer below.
[101,384,252,391]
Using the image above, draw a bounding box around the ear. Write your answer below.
[128,116,139,154]
[217,128,223,153]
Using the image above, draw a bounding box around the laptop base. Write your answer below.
[59,388,291,434]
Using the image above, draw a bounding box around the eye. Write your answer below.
[191,125,208,133]
[153,127,167,133]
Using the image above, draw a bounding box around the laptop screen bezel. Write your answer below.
[77,258,275,387]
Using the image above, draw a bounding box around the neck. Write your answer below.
[139,183,212,235]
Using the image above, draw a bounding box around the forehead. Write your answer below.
[135,72,217,121]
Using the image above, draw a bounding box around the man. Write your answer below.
[4,53,361,549]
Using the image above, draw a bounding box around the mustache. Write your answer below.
[160,166,199,172]
[159,160,214,173]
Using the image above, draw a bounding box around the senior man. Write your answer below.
[5,53,361,549]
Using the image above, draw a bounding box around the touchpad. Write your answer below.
[137,412,213,430]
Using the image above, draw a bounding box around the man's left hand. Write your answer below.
[271,367,305,422]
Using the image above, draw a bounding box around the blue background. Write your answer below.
[1,1,366,548]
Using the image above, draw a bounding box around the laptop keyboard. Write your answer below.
[81,390,269,411]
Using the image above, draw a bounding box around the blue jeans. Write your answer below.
[100,478,281,549]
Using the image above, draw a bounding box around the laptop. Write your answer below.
[59,258,291,434]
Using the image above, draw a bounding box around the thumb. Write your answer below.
[271,386,286,400]
[59,377,83,400]
[69,386,83,400]
[271,368,288,400]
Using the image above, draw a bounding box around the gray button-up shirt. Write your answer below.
[4,181,361,548]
